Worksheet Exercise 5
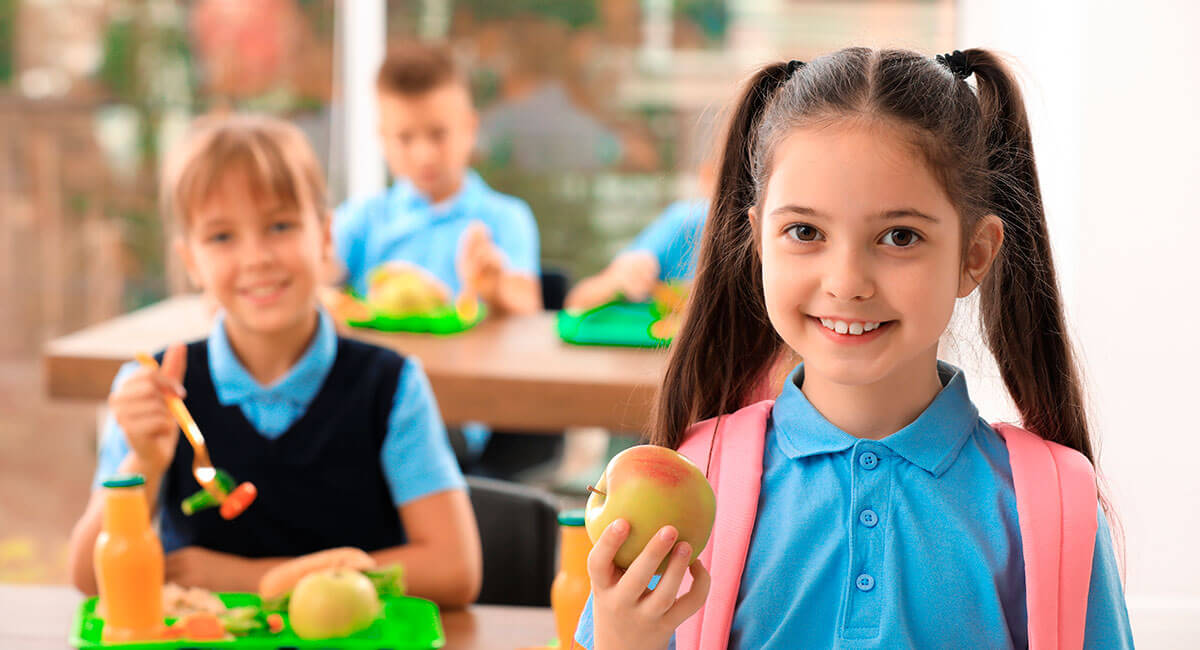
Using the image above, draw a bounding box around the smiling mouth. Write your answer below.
[239,279,291,300]
[813,316,893,336]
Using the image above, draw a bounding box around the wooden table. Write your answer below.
[44,295,667,432]
[0,585,558,650]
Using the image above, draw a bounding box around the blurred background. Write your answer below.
[0,0,1196,645]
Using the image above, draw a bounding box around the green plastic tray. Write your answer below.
[70,592,445,649]
[556,301,671,348]
[347,302,486,335]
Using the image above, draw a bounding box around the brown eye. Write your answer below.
[882,228,920,247]
[788,224,822,242]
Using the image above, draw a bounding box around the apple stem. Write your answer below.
[586,485,607,497]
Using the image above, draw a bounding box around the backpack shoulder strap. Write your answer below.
[675,400,773,650]
[993,422,1098,650]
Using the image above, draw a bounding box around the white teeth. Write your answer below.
[818,318,884,335]
[245,282,284,297]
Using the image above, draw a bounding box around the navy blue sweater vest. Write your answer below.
[158,338,406,557]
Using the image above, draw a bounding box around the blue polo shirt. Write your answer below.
[575,362,1133,649]
[93,308,466,510]
[624,199,707,282]
[333,169,540,298]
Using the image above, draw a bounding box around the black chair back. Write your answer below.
[466,476,560,606]
[540,267,569,311]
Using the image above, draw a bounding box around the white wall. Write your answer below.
[958,0,1200,644]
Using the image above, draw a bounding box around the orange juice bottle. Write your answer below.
[551,509,592,649]
[94,474,165,642]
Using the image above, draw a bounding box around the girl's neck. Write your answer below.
[224,308,320,387]
[799,348,944,440]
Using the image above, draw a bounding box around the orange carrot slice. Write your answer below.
[177,612,226,640]
[219,482,257,520]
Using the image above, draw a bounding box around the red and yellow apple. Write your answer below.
[585,445,716,570]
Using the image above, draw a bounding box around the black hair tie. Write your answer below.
[787,59,805,76]
[936,50,974,80]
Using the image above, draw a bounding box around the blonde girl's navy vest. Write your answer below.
[157,339,406,557]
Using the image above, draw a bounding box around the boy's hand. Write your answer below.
[109,343,187,476]
[587,519,711,650]
[609,252,660,303]
[564,252,660,311]
[165,546,267,593]
[456,221,505,299]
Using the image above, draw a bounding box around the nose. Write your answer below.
[411,136,438,167]
[821,243,875,302]
[240,233,277,270]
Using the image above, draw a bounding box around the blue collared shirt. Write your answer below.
[333,169,540,298]
[93,309,466,510]
[624,199,707,282]
[576,362,1133,649]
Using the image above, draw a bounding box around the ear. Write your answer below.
[321,211,334,260]
[175,236,203,290]
[747,207,763,253]
[958,214,1004,298]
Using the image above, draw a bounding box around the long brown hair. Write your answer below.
[651,48,1094,470]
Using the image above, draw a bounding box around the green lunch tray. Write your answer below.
[70,592,445,649]
[347,302,486,335]
[556,301,672,348]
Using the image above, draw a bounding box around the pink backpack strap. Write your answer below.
[675,400,773,650]
[994,423,1098,650]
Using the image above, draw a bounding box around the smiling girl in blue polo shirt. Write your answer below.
[575,48,1133,649]
[66,115,481,608]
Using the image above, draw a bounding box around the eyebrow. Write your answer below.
[768,205,940,223]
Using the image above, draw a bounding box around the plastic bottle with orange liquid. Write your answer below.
[551,509,592,649]
[94,474,165,642]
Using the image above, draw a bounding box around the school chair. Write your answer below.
[540,267,569,311]
[466,475,559,607]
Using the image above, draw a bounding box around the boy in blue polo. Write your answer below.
[332,42,546,470]
[333,41,541,316]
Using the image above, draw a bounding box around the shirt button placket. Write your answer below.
[844,444,887,637]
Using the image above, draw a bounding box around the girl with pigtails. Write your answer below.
[575,48,1133,650]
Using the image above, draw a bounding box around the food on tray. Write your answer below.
[159,584,278,640]
[162,583,225,617]
[367,263,451,317]
[258,547,405,612]
[651,282,688,316]
[289,568,382,639]
[323,287,375,322]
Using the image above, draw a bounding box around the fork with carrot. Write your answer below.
[135,352,257,520]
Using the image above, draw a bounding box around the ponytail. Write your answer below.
[649,63,792,449]
[966,49,1093,462]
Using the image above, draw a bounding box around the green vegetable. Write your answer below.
[364,564,406,598]
[218,606,266,634]
[180,470,238,515]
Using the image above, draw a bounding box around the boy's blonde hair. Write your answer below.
[160,114,327,234]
